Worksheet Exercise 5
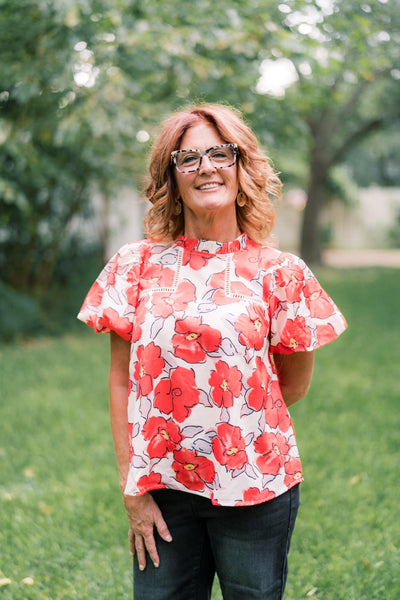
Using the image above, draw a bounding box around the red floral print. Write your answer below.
[274,316,312,353]
[131,297,148,343]
[98,307,132,341]
[247,357,270,411]
[275,263,305,303]
[213,283,253,305]
[284,457,302,487]
[235,304,267,350]
[212,423,248,471]
[137,472,164,494]
[172,316,222,363]
[141,265,175,290]
[126,263,140,284]
[208,361,242,408]
[315,323,337,346]
[265,379,291,431]
[180,238,214,270]
[239,487,276,505]
[304,280,335,318]
[172,448,215,491]
[143,416,183,459]
[125,284,139,308]
[84,281,103,307]
[232,243,261,280]
[254,431,290,475]
[105,253,120,287]
[154,366,200,422]
[134,343,165,396]
[151,280,196,318]
[208,271,253,305]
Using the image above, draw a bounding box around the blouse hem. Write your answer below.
[123,478,304,508]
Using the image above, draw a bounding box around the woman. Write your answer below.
[78,103,347,600]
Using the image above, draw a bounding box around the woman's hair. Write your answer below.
[144,103,281,243]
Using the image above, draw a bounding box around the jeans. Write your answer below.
[133,485,300,600]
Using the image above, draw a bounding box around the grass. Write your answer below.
[1,267,399,599]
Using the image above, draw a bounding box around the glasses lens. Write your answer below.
[176,151,201,172]
[208,146,236,167]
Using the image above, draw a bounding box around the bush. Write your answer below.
[0,241,103,342]
[0,281,46,342]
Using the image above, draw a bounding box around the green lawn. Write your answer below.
[1,267,399,599]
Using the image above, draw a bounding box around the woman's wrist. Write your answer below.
[119,474,128,494]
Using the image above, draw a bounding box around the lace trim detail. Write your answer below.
[224,254,266,306]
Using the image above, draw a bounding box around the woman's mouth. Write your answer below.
[197,183,222,190]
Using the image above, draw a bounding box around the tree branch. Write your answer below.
[328,67,392,136]
[330,117,387,166]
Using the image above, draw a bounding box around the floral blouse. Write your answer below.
[78,234,347,506]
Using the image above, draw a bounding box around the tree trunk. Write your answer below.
[300,149,329,265]
[299,102,386,266]
[300,178,325,265]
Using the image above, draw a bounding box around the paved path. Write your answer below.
[323,249,400,268]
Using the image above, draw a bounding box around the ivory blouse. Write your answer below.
[78,234,347,506]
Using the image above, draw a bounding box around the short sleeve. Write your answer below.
[267,253,347,354]
[77,241,145,341]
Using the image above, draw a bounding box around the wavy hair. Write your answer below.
[144,103,281,243]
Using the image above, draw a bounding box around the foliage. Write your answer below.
[0,281,45,342]
[259,0,400,262]
[0,234,103,342]
[1,0,399,324]
[0,0,281,298]
[345,123,400,187]
[1,267,400,599]
[0,0,138,295]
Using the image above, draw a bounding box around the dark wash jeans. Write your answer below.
[133,485,300,600]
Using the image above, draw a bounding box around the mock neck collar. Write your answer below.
[176,233,248,255]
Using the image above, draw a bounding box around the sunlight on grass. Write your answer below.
[1,268,399,599]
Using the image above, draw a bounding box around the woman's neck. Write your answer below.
[183,213,241,242]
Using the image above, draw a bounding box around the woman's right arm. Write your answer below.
[108,331,172,571]
[109,331,131,491]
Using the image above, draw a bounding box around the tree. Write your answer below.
[0,0,283,296]
[253,0,400,263]
[0,1,137,292]
[1,0,399,308]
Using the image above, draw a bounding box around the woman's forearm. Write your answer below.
[109,331,132,492]
[109,380,130,492]
[273,351,315,407]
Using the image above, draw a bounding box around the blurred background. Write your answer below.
[1,0,399,340]
[1,4,400,598]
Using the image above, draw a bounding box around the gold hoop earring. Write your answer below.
[236,192,246,208]
[174,199,182,215]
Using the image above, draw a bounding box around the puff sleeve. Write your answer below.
[267,253,347,354]
[77,242,145,341]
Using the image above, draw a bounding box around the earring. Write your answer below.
[174,199,182,215]
[236,191,246,207]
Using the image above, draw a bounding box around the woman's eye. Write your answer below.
[181,153,199,164]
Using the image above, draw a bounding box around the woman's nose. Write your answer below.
[198,154,216,173]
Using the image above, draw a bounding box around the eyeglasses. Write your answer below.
[170,143,238,173]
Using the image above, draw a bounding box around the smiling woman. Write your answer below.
[77,103,347,600]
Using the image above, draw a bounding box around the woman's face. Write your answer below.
[174,121,239,226]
